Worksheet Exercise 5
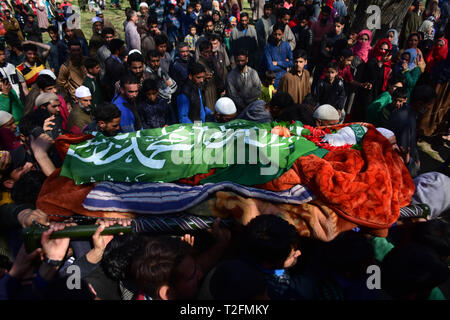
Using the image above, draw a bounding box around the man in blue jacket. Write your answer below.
[176,62,212,123]
[112,74,142,132]
[264,22,293,89]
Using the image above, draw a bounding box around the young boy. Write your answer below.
[82,57,103,112]
[182,3,196,37]
[184,25,199,54]
[313,61,346,122]
[166,4,181,47]
[138,78,175,129]
[260,70,277,102]
[241,215,318,300]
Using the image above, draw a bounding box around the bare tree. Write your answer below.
[345,0,415,44]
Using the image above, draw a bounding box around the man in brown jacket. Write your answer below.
[278,49,311,105]
[56,39,87,103]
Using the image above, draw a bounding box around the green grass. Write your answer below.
[43,1,252,43]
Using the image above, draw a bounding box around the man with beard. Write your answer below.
[269,8,296,52]
[58,23,90,65]
[177,62,211,123]
[56,40,87,103]
[125,10,141,51]
[169,42,193,89]
[146,50,177,104]
[194,16,215,60]
[225,49,262,112]
[16,44,45,92]
[97,27,115,79]
[112,74,142,133]
[263,23,293,89]
[230,12,259,69]
[255,3,276,50]
[209,34,228,91]
[127,51,150,89]
[89,17,105,59]
[0,44,28,98]
[141,17,169,60]
[67,86,93,133]
[136,2,150,35]
[197,41,219,112]
[83,103,121,137]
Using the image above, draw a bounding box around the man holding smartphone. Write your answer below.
[0,44,29,99]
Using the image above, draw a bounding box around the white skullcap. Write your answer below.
[92,16,103,24]
[139,2,149,7]
[313,104,339,121]
[376,127,395,139]
[0,110,13,127]
[75,86,91,98]
[128,49,142,56]
[39,69,56,80]
[215,97,237,115]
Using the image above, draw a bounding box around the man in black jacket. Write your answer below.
[103,39,127,101]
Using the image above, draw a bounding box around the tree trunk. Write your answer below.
[349,0,415,44]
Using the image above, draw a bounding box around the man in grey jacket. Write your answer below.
[230,12,259,69]
[225,49,261,112]
[269,8,296,51]
[125,10,141,51]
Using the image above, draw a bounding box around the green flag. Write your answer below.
[60,120,319,185]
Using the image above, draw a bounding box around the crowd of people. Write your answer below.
[0,0,449,301]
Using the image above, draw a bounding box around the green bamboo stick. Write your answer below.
[22,223,132,253]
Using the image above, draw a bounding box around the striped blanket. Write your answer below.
[83,181,314,214]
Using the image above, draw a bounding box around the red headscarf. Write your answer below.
[426,38,448,72]
[370,38,393,91]
[352,29,373,63]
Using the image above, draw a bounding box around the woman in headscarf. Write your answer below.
[394,48,422,99]
[404,32,427,72]
[231,2,240,22]
[387,29,399,57]
[352,38,393,122]
[425,38,448,73]
[352,29,372,65]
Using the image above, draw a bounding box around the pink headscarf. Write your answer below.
[352,29,372,63]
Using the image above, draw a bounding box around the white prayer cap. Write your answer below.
[0,111,13,127]
[39,69,56,80]
[75,86,92,98]
[376,127,395,139]
[215,97,237,115]
[139,2,149,8]
[313,104,339,121]
[92,16,103,24]
[128,49,142,56]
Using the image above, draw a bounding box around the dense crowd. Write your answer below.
[0,0,449,301]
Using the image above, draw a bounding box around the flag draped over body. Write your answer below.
[60,120,320,185]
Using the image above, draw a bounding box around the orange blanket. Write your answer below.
[257,126,415,229]
[36,168,136,221]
